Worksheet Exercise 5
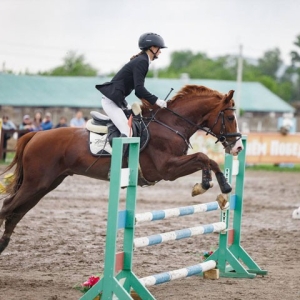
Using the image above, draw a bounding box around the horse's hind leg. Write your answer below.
[0,175,67,254]
[0,191,37,253]
[0,209,25,253]
[191,168,213,196]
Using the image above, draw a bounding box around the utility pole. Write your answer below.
[236,44,243,117]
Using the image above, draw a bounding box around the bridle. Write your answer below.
[207,108,242,148]
[144,106,242,150]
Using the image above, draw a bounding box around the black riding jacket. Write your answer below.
[96,52,158,107]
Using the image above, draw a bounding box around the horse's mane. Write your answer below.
[140,85,224,110]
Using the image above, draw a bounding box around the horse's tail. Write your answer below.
[2,132,37,195]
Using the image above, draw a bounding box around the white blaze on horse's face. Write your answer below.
[230,114,243,156]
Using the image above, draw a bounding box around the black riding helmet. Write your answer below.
[138,33,167,50]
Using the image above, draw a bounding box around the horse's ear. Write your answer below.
[224,90,235,103]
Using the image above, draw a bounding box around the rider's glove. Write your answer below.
[156,99,167,108]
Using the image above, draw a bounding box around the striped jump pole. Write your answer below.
[139,260,216,287]
[135,201,221,224]
[134,222,226,248]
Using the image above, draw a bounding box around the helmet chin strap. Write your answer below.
[149,48,160,60]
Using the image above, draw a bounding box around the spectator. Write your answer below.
[2,115,16,131]
[70,111,85,128]
[1,115,17,160]
[41,112,53,130]
[19,115,33,138]
[31,111,43,131]
[55,116,68,128]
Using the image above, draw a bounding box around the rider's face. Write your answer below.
[150,46,161,59]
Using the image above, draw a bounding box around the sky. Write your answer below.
[0,0,300,75]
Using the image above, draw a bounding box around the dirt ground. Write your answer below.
[0,166,300,300]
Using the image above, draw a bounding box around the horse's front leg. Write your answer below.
[153,152,231,196]
[192,158,232,196]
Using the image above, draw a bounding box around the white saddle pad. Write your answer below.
[89,132,112,155]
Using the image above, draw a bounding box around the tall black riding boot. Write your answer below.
[120,134,129,157]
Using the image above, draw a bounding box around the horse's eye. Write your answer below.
[227,116,235,121]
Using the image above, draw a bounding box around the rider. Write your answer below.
[96,32,168,137]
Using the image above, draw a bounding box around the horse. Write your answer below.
[0,85,243,254]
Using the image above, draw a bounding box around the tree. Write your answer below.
[257,48,282,79]
[158,51,236,80]
[41,51,98,76]
[168,50,196,71]
[288,34,300,101]
[290,35,300,66]
[241,49,295,102]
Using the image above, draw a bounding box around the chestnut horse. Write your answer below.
[0,85,243,254]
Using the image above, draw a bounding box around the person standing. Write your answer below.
[96,32,168,137]
[31,111,43,131]
[18,115,33,138]
[41,112,53,130]
[70,111,85,128]
[1,115,16,160]
[55,116,68,128]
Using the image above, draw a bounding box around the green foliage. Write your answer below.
[41,51,97,76]
[158,51,236,80]
[37,33,300,102]
[169,50,196,71]
[291,35,300,65]
[288,34,300,101]
[257,48,282,78]
[275,80,294,102]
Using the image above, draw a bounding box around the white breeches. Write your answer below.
[101,96,130,137]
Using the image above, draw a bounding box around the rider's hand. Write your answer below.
[156,99,167,108]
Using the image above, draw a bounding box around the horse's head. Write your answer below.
[204,90,243,156]
[140,85,243,156]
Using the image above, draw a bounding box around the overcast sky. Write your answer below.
[0,0,299,75]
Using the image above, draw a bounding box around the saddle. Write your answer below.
[86,103,150,157]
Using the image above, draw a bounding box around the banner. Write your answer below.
[246,132,300,164]
[189,132,300,164]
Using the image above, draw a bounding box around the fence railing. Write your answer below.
[0,129,30,161]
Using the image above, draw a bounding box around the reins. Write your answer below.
[144,105,242,150]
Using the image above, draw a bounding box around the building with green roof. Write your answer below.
[0,73,296,131]
[0,73,295,113]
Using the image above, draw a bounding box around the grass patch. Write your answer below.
[0,152,15,165]
[246,164,300,172]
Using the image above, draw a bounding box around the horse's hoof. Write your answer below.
[217,194,229,210]
[191,182,213,196]
[0,237,10,254]
[222,183,232,194]
[192,183,203,196]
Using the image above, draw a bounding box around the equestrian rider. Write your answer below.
[96,32,168,137]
